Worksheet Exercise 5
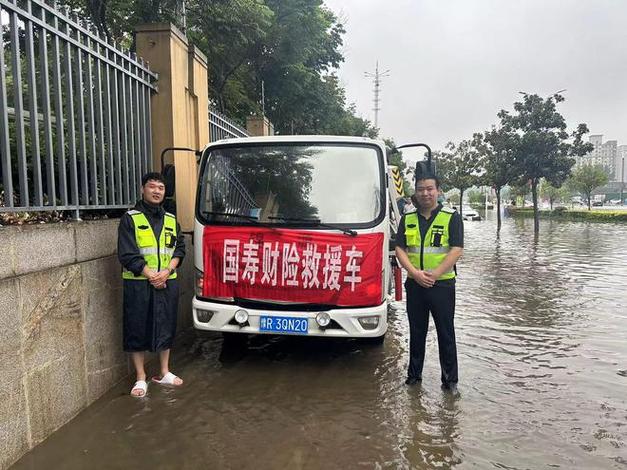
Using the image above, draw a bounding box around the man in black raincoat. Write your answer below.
[118,172,186,397]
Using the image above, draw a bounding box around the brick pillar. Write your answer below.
[246,115,274,136]
[135,23,209,231]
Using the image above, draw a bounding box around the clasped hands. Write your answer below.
[142,266,170,289]
[408,268,439,288]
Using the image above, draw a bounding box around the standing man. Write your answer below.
[395,169,463,391]
[118,172,186,397]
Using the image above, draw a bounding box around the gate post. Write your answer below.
[135,23,208,231]
[246,115,274,136]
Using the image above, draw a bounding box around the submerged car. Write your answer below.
[462,207,482,221]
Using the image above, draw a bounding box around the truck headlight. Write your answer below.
[316,312,331,328]
[234,309,249,325]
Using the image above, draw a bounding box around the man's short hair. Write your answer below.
[141,172,165,187]
[415,176,440,189]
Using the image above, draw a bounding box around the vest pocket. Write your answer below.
[405,232,418,246]
[137,232,153,247]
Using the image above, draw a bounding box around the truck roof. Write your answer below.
[201,135,386,152]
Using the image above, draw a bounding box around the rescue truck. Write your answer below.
[191,136,409,340]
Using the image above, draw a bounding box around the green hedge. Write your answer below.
[507,207,627,222]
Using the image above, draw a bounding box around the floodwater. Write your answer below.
[13,212,627,469]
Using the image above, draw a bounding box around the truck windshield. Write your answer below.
[198,143,384,226]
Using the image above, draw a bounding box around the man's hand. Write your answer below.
[424,269,440,282]
[150,269,170,289]
[142,266,157,281]
[395,246,434,288]
[409,268,435,288]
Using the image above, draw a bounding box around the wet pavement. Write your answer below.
[12,212,627,469]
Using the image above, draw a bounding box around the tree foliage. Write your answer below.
[497,92,593,232]
[568,164,610,210]
[539,179,561,210]
[187,0,275,116]
[436,139,483,216]
[466,189,484,205]
[62,0,376,137]
[509,181,530,206]
[63,0,183,43]
[474,128,518,229]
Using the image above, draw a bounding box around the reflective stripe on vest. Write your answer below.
[407,246,450,254]
[404,209,455,280]
[122,211,178,280]
[137,247,176,256]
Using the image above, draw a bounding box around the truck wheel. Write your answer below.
[222,332,248,344]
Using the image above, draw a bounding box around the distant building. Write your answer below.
[575,134,618,181]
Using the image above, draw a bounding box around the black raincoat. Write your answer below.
[118,200,186,352]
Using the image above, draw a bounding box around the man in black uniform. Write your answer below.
[395,171,463,391]
[118,172,186,397]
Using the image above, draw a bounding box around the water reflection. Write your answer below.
[399,389,462,468]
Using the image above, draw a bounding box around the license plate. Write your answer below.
[259,316,308,334]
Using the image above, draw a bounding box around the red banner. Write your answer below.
[203,226,384,307]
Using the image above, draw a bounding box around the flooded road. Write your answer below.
[13,213,627,469]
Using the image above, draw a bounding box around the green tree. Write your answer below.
[239,0,376,136]
[62,0,375,137]
[437,139,483,217]
[475,128,518,230]
[446,191,460,206]
[509,181,530,206]
[187,0,275,115]
[64,0,183,43]
[556,184,573,206]
[467,188,484,205]
[539,179,560,210]
[569,164,610,210]
[497,92,593,233]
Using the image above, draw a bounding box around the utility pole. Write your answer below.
[364,61,390,129]
[180,0,187,33]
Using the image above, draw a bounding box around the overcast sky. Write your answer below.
[323,0,627,156]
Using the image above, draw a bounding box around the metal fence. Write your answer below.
[209,106,249,142]
[0,0,157,216]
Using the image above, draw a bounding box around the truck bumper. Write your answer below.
[192,297,388,338]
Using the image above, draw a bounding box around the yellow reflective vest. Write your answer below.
[122,210,178,280]
[404,207,456,281]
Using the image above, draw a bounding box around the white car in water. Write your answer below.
[462,207,481,221]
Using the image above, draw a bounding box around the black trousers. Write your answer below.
[405,279,458,384]
[123,279,179,352]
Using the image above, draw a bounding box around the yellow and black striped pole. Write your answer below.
[390,167,404,197]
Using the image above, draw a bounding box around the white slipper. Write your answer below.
[130,380,148,397]
[151,372,183,386]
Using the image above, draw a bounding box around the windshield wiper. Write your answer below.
[268,216,357,237]
[202,211,261,223]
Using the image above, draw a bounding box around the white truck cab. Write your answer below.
[192,136,396,339]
